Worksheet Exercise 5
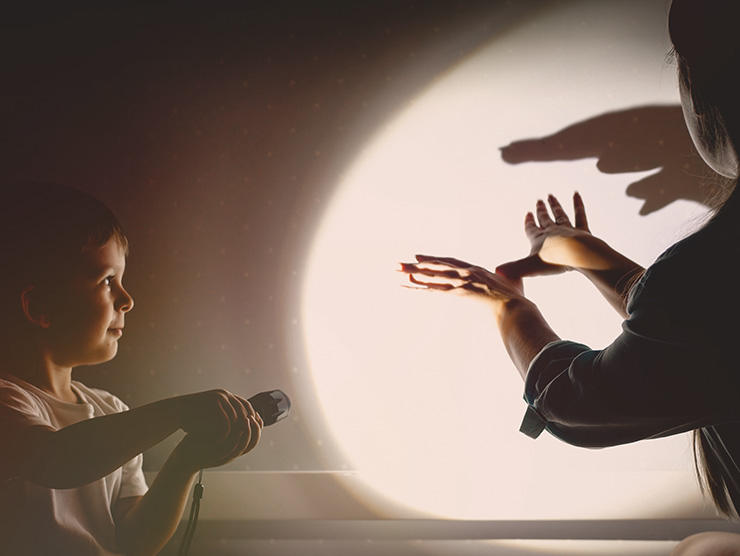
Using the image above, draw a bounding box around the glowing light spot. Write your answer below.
[300,1,709,520]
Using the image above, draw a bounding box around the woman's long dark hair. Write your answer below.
[694,430,735,517]
[691,177,740,518]
[670,0,740,514]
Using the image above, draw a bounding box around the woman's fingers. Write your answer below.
[573,191,590,231]
[523,212,540,241]
[535,199,555,228]
[415,254,471,268]
[529,193,587,231]
[408,274,456,290]
[548,194,571,226]
[403,261,480,291]
[400,262,466,280]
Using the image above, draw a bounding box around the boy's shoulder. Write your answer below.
[0,375,130,414]
[71,380,130,412]
[0,375,49,420]
[0,374,40,399]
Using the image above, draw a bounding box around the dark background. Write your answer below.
[0,1,714,475]
[1,1,552,471]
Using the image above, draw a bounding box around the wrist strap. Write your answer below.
[177,468,204,556]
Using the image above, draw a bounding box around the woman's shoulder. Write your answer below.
[648,216,740,278]
[628,216,740,328]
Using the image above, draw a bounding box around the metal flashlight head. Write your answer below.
[247,390,291,426]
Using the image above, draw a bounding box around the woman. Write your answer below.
[401,2,740,554]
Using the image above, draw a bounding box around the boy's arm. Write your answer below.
[8,389,254,489]
[113,416,262,556]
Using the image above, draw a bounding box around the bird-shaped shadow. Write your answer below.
[500,105,724,215]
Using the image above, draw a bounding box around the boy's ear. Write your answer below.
[21,286,51,329]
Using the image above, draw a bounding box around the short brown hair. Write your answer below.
[0,181,128,303]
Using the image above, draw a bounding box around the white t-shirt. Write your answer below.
[0,375,148,555]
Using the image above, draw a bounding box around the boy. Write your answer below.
[0,182,264,555]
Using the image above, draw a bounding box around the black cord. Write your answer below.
[177,469,204,556]
[174,391,290,555]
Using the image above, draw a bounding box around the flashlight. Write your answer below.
[247,389,291,426]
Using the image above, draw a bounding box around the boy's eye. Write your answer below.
[104,276,115,286]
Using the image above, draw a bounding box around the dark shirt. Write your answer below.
[520,208,740,511]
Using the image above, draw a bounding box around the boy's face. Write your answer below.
[45,239,134,369]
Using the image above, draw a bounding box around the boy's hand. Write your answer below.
[179,389,258,442]
[174,409,263,472]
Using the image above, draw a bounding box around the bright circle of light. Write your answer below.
[301,1,710,520]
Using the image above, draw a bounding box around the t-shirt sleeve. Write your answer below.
[119,453,148,498]
[0,380,52,480]
[104,394,149,499]
[0,380,51,429]
[520,243,738,448]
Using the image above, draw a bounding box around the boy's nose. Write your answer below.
[118,287,134,312]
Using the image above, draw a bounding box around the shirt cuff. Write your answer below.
[520,339,592,440]
[519,405,547,439]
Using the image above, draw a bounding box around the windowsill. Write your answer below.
[146,469,734,541]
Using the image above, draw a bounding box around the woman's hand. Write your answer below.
[400,255,559,377]
[496,192,643,318]
[495,192,599,280]
[400,255,529,318]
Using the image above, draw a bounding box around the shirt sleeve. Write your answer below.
[104,394,149,499]
[0,380,50,429]
[118,453,148,499]
[0,381,51,480]
[520,240,739,448]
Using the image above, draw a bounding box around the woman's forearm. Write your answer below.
[496,298,560,380]
[541,235,644,318]
[579,265,644,318]
[572,237,644,318]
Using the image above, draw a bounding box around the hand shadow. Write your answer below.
[500,105,723,215]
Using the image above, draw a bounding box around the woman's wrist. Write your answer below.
[568,235,641,274]
[495,296,538,329]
